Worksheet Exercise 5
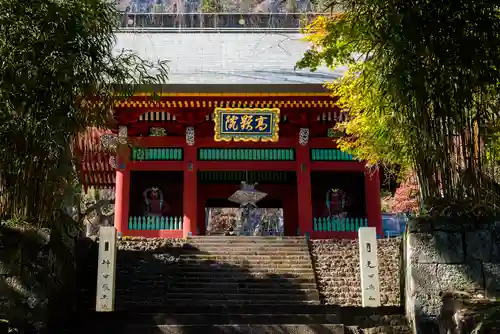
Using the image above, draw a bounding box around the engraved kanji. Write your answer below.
[255,116,268,131]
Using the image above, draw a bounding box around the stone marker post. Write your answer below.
[358,227,381,307]
[96,226,117,312]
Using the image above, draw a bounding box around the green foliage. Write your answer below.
[297,1,500,211]
[297,15,412,171]
[0,0,168,226]
[201,0,223,12]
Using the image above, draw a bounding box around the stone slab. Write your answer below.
[407,263,441,320]
[409,232,464,264]
[436,262,484,292]
[406,219,433,233]
[408,263,438,294]
[483,262,500,297]
[467,230,492,261]
[490,230,500,263]
[432,217,469,232]
[137,324,346,334]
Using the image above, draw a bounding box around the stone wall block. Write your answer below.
[483,262,500,297]
[0,262,14,275]
[310,238,402,307]
[407,263,441,319]
[436,261,484,293]
[467,230,492,261]
[490,230,500,262]
[409,232,464,264]
[433,217,471,232]
[406,219,500,332]
[407,219,433,233]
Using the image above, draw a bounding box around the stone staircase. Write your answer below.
[163,236,320,307]
[71,236,411,333]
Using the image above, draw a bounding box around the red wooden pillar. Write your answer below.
[282,191,297,236]
[114,159,130,235]
[296,139,313,236]
[183,143,197,237]
[365,168,383,237]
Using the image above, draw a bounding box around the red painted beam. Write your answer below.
[309,138,338,148]
[196,137,296,148]
[129,161,185,171]
[133,136,186,147]
[310,161,366,172]
[121,95,338,103]
[197,161,296,171]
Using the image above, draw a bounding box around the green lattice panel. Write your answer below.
[310,149,356,161]
[312,217,368,232]
[198,148,295,161]
[198,171,292,183]
[128,216,184,230]
[131,148,183,161]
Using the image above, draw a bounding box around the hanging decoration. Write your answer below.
[118,126,128,144]
[186,126,195,146]
[100,133,119,150]
[299,128,309,146]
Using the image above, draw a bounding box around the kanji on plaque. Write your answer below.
[214,108,280,142]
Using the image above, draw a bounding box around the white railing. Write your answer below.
[117,12,329,32]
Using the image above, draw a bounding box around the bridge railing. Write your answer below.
[117,12,329,32]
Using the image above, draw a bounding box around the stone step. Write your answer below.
[114,273,317,282]
[180,257,313,263]
[114,298,321,308]
[165,272,316,280]
[60,305,411,333]
[186,239,309,244]
[107,313,342,325]
[83,304,406,315]
[163,292,318,301]
[164,274,317,283]
[185,246,309,249]
[176,262,313,269]
[168,265,314,272]
[161,299,320,306]
[164,288,320,298]
[181,250,310,255]
[179,252,309,259]
[188,236,307,242]
[78,324,345,334]
[168,281,318,289]
[180,254,312,261]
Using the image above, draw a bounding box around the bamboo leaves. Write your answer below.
[298,0,500,213]
[0,0,168,225]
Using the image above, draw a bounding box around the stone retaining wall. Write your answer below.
[310,238,402,306]
[77,237,187,311]
[79,237,403,310]
[0,225,76,333]
[405,219,500,332]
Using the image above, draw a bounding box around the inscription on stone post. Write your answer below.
[358,227,381,307]
[96,226,117,312]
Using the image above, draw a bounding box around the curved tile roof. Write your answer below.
[114,32,346,84]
